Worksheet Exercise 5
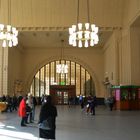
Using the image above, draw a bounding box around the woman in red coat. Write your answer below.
[18,97,27,126]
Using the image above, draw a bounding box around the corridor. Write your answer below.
[0,105,140,140]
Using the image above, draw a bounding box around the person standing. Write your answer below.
[6,95,13,112]
[18,96,27,126]
[12,94,18,111]
[79,94,84,109]
[108,96,115,111]
[39,95,57,140]
[90,96,97,115]
[32,96,37,121]
[26,94,34,123]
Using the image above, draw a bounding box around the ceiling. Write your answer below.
[131,15,140,27]
[18,30,112,48]
[13,0,124,49]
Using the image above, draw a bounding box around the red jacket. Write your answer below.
[18,99,26,117]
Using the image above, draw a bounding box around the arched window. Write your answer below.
[30,60,95,97]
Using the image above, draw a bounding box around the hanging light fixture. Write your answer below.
[0,0,18,47]
[56,64,68,74]
[69,0,99,48]
[56,40,68,74]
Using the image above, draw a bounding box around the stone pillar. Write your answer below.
[0,42,3,96]
[0,41,8,96]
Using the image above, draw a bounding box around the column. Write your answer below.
[0,41,8,96]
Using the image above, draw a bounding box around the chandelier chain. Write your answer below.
[8,0,11,25]
[0,0,1,15]
[77,0,79,23]
[61,39,64,60]
[87,0,90,23]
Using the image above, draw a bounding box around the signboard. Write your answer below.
[116,89,120,101]
[138,89,140,99]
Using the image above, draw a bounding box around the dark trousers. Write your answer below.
[29,112,33,122]
[25,112,33,123]
[91,106,95,115]
[25,114,29,123]
[21,116,26,125]
[12,104,17,111]
[6,104,12,112]
[109,103,113,111]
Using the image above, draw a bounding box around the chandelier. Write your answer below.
[56,64,68,74]
[56,40,68,74]
[0,0,18,47]
[69,0,99,48]
[0,24,18,47]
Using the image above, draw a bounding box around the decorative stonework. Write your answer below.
[17,26,122,32]
[14,80,23,95]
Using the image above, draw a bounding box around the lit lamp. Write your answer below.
[69,0,99,48]
[56,40,68,74]
[56,64,68,74]
[0,24,18,47]
[0,0,18,47]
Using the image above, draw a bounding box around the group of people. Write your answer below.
[79,94,115,116]
[79,95,97,115]
[18,94,37,126]
[2,93,115,140]
[86,96,97,115]
[18,94,57,140]
[0,94,22,112]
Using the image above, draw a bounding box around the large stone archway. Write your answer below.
[25,55,100,96]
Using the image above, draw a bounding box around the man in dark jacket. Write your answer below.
[90,96,97,115]
[39,95,57,140]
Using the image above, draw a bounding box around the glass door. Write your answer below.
[57,91,63,104]
[56,91,68,105]
[63,91,68,104]
[50,85,76,105]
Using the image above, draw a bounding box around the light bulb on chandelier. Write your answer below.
[69,0,99,48]
[56,64,68,74]
[69,23,99,47]
[0,24,18,47]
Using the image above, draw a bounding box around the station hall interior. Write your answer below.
[0,0,140,140]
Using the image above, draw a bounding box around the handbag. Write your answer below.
[39,117,53,130]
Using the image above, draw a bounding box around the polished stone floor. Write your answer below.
[0,105,140,140]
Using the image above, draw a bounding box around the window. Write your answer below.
[30,60,95,97]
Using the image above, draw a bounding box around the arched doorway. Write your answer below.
[30,60,95,104]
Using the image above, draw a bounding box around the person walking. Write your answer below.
[39,95,57,140]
